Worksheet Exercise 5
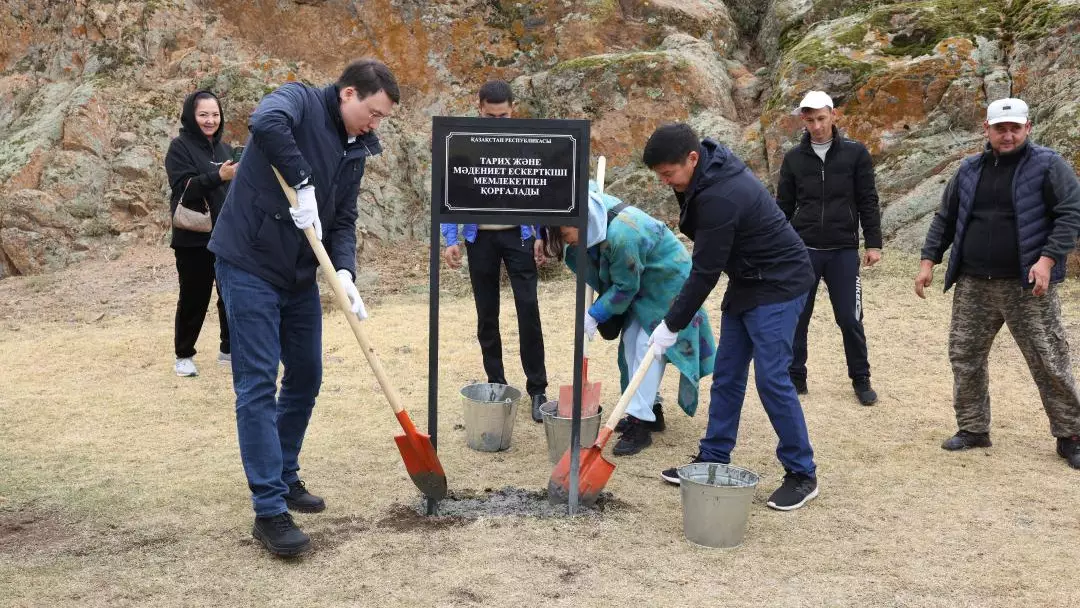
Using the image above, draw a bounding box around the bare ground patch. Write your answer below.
[2,247,1080,606]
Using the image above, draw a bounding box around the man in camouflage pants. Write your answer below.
[915,98,1080,469]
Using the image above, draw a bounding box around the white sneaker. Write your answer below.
[175,357,198,377]
[217,352,231,365]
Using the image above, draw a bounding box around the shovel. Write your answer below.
[557,285,602,418]
[273,167,447,501]
[548,347,657,506]
[556,156,607,418]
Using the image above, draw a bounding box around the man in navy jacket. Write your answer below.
[644,123,820,511]
[209,59,399,556]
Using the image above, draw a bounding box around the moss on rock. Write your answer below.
[867,0,1001,57]
[786,37,885,86]
[835,23,869,46]
[550,51,685,75]
[1007,0,1080,41]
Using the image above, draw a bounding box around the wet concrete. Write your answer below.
[416,486,617,519]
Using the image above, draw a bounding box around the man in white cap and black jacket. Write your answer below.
[777,90,882,406]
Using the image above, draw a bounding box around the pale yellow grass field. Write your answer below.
[1,245,1079,607]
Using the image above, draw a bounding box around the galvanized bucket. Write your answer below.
[460,383,521,452]
[539,401,602,465]
[678,463,759,549]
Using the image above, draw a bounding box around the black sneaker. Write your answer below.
[284,480,326,513]
[1056,436,1080,469]
[615,396,666,433]
[853,377,877,406]
[252,513,311,557]
[791,376,808,395]
[660,453,715,485]
[530,394,546,423]
[766,472,819,511]
[941,430,992,451]
[612,416,652,456]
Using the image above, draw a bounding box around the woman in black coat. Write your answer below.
[165,90,236,377]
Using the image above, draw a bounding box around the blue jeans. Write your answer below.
[699,294,816,476]
[216,259,323,517]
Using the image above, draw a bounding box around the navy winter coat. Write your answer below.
[664,139,814,329]
[208,82,381,290]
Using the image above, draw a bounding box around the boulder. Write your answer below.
[0,189,78,275]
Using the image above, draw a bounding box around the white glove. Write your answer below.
[649,320,678,356]
[336,269,368,320]
[289,186,323,240]
[583,313,598,340]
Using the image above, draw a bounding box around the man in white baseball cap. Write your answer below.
[777,89,883,406]
[916,97,1080,470]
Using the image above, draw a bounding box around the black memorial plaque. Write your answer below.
[433,118,589,221]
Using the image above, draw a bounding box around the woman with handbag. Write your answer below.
[543,182,716,456]
[165,90,236,377]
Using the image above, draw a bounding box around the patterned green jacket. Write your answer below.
[567,189,716,416]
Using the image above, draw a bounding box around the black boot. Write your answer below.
[531,393,546,423]
[941,430,992,451]
[853,377,877,406]
[252,513,310,557]
[612,416,652,456]
[285,480,326,513]
[1056,436,1080,469]
[616,395,666,433]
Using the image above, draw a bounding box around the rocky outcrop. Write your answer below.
[0,0,1078,275]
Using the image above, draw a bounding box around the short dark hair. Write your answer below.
[337,58,400,104]
[642,123,700,167]
[478,80,514,105]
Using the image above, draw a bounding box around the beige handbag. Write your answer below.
[171,178,212,233]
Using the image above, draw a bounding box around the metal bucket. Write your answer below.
[460,383,521,452]
[539,401,602,465]
[678,463,759,549]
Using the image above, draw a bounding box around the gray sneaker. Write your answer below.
[174,357,197,377]
[217,351,231,365]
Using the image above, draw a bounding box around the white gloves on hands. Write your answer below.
[336,269,368,320]
[290,186,323,240]
[583,313,598,340]
[649,320,678,356]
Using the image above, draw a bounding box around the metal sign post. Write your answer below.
[429,117,591,515]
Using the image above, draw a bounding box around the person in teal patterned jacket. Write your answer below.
[543,182,716,455]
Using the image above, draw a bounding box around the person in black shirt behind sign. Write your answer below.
[440,81,549,422]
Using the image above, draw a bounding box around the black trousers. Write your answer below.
[790,248,870,381]
[465,229,547,396]
[174,246,229,358]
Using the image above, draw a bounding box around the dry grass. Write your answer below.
[1,244,1079,607]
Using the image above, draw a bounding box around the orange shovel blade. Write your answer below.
[556,381,602,418]
[393,411,448,500]
[546,428,616,507]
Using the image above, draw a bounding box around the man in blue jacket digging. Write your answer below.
[209,58,399,556]
[645,123,821,511]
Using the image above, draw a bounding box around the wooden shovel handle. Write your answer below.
[601,347,656,432]
[272,167,406,415]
